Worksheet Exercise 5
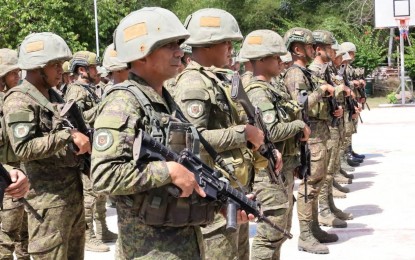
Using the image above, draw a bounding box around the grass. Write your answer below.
[366,96,389,108]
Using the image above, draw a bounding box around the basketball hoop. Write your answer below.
[396,17,410,40]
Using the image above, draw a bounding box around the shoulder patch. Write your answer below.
[262,111,276,124]
[94,129,114,151]
[13,123,30,139]
[186,101,204,118]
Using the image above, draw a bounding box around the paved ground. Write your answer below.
[86,106,415,260]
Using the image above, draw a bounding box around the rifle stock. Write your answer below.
[135,129,293,239]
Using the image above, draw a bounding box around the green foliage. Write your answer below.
[386,92,398,104]
[404,36,415,78]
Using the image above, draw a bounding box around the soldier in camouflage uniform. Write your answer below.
[174,8,265,260]
[91,7,254,259]
[239,53,254,88]
[163,43,192,97]
[0,48,30,260]
[239,30,311,260]
[307,31,352,229]
[102,43,128,88]
[65,51,116,252]
[53,61,71,98]
[3,32,90,260]
[283,28,341,254]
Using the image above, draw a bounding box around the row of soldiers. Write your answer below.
[0,6,368,260]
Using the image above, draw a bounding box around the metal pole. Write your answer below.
[94,0,99,58]
[400,32,406,105]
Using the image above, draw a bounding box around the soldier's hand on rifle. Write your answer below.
[300,125,311,142]
[352,80,360,87]
[334,105,344,118]
[5,169,29,199]
[245,124,265,151]
[70,130,91,155]
[320,84,335,96]
[167,162,206,198]
[273,149,283,173]
[351,91,356,99]
[343,86,352,96]
[358,97,366,104]
[236,193,256,224]
[359,79,366,87]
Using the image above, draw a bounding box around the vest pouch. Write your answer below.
[166,121,193,153]
[309,101,329,120]
[165,196,191,227]
[188,197,217,226]
[220,148,253,188]
[138,187,169,226]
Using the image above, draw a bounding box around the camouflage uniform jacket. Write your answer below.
[3,80,83,209]
[284,64,329,142]
[245,77,305,152]
[241,70,253,88]
[174,61,253,187]
[65,80,100,126]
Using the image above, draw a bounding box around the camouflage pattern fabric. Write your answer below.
[163,77,177,98]
[91,73,208,259]
[0,206,29,260]
[27,203,85,259]
[65,81,100,126]
[284,65,330,222]
[174,60,253,259]
[3,80,85,258]
[241,71,253,88]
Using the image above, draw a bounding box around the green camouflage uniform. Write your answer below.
[65,81,100,126]
[246,78,305,260]
[174,61,253,260]
[342,64,358,151]
[3,80,85,259]
[91,73,218,259]
[284,64,329,227]
[241,71,253,88]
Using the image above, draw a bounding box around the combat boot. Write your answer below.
[318,181,347,228]
[333,179,350,193]
[318,213,347,228]
[329,193,353,220]
[341,156,355,172]
[333,188,346,199]
[346,153,360,166]
[334,172,352,184]
[350,145,365,159]
[95,218,118,243]
[340,168,354,179]
[85,225,110,252]
[298,221,329,254]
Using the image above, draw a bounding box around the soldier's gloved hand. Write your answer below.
[167,162,206,198]
[5,169,29,199]
[245,124,264,151]
[334,105,343,118]
[70,129,91,155]
[300,125,311,142]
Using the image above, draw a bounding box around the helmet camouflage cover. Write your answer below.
[284,27,315,50]
[240,29,287,60]
[0,48,19,77]
[70,51,98,72]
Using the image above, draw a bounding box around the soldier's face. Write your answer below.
[4,69,20,88]
[146,40,184,80]
[304,44,315,61]
[43,61,64,87]
[208,41,232,68]
[263,55,283,77]
[88,65,98,81]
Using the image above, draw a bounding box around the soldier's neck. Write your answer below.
[26,73,50,99]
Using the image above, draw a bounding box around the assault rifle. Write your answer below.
[134,129,293,239]
[298,91,311,203]
[229,71,286,196]
[322,64,340,127]
[0,165,44,223]
[60,100,93,174]
[354,68,370,111]
[339,64,363,123]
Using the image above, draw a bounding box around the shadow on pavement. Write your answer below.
[344,204,383,218]
[359,160,381,166]
[326,223,375,243]
[354,171,377,179]
[348,181,374,192]
[362,153,384,159]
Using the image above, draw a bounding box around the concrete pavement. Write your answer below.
[86,106,415,260]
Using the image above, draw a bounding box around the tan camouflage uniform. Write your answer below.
[4,80,85,259]
[174,61,254,260]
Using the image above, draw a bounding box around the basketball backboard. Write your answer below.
[375,0,415,28]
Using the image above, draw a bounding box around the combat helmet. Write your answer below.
[114,7,189,63]
[62,61,71,74]
[102,43,128,72]
[240,30,287,60]
[70,51,98,73]
[184,8,243,46]
[340,42,357,53]
[284,27,315,50]
[312,30,337,48]
[280,52,293,63]
[0,49,19,78]
[180,43,192,54]
[18,32,72,70]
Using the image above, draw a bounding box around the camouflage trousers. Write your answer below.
[202,213,249,260]
[297,139,328,222]
[27,203,85,259]
[115,201,204,260]
[250,156,298,260]
[0,203,29,260]
[341,114,356,151]
[82,175,107,226]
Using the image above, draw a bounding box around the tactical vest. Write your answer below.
[0,92,19,164]
[176,66,253,189]
[106,82,218,227]
[290,65,329,121]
